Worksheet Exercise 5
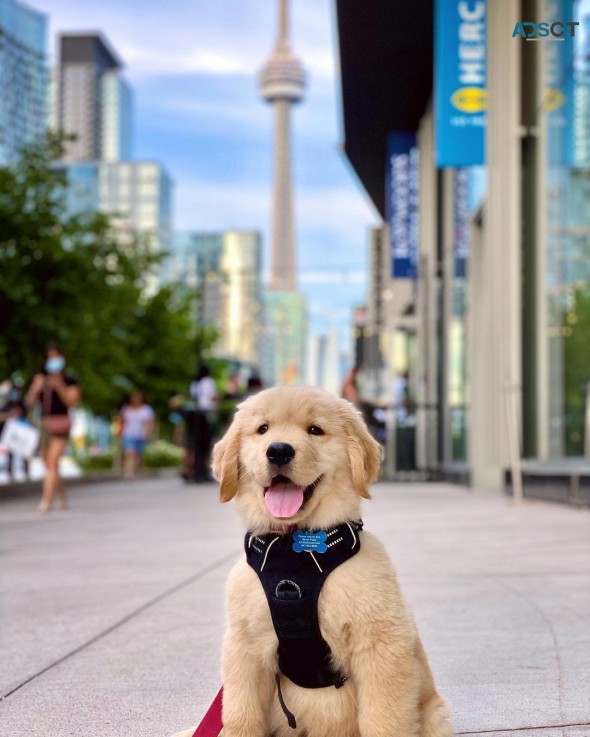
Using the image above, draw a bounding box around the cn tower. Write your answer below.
[260,0,306,291]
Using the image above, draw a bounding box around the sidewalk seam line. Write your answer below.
[0,550,238,702]
[457,721,590,735]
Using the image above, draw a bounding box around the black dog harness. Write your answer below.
[245,520,363,727]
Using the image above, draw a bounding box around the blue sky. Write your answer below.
[35,0,380,348]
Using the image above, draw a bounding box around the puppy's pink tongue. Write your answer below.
[264,479,305,518]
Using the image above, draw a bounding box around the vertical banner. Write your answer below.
[546,0,575,166]
[435,0,487,167]
[385,133,420,280]
[454,168,470,277]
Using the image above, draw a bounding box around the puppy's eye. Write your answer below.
[308,425,324,436]
[257,424,269,435]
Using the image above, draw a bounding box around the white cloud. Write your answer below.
[300,270,366,285]
[173,177,378,237]
[36,0,336,80]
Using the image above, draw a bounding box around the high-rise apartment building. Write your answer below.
[54,34,133,162]
[52,33,170,279]
[0,0,47,165]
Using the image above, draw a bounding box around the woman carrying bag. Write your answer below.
[27,344,81,513]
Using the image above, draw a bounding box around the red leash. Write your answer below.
[192,687,223,737]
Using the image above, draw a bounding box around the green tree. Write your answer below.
[0,135,216,417]
[563,287,590,455]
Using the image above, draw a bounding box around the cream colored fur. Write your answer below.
[172,386,453,737]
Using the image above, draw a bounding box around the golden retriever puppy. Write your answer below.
[174,386,452,737]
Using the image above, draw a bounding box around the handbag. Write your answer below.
[42,414,72,436]
[42,385,72,437]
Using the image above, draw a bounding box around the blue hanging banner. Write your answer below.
[385,133,420,280]
[545,0,575,166]
[435,0,487,168]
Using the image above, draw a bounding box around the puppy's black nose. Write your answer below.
[266,442,295,466]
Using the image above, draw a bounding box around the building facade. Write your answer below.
[171,231,264,368]
[0,0,47,165]
[99,161,172,256]
[54,34,132,163]
[336,0,590,496]
[101,71,133,162]
[52,33,171,280]
[60,160,172,261]
[261,290,307,387]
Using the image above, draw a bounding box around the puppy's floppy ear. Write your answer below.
[344,404,383,499]
[212,420,241,503]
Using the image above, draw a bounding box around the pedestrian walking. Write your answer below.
[168,394,197,482]
[188,365,219,482]
[245,375,264,397]
[392,370,411,424]
[120,391,155,480]
[26,344,80,513]
[341,364,363,405]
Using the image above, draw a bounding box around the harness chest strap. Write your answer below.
[245,520,363,696]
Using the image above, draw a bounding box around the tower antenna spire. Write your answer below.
[278,0,290,50]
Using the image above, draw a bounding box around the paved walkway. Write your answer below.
[1,478,589,737]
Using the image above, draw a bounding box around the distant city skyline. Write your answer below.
[33,0,379,346]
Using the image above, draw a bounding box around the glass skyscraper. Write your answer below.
[0,0,47,165]
[171,231,263,368]
[60,160,173,273]
[101,70,133,162]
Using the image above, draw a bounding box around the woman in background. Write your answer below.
[121,390,155,480]
[27,344,80,513]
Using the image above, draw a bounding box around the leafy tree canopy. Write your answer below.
[0,134,217,417]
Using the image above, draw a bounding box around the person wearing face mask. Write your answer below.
[26,344,81,513]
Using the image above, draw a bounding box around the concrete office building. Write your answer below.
[0,0,47,165]
[336,0,590,500]
[259,0,307,385]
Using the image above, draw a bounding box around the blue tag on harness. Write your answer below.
[292,530,328,553]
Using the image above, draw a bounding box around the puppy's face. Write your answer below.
[212,386,382,533]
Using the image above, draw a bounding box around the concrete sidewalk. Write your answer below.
[1,479,589,737]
